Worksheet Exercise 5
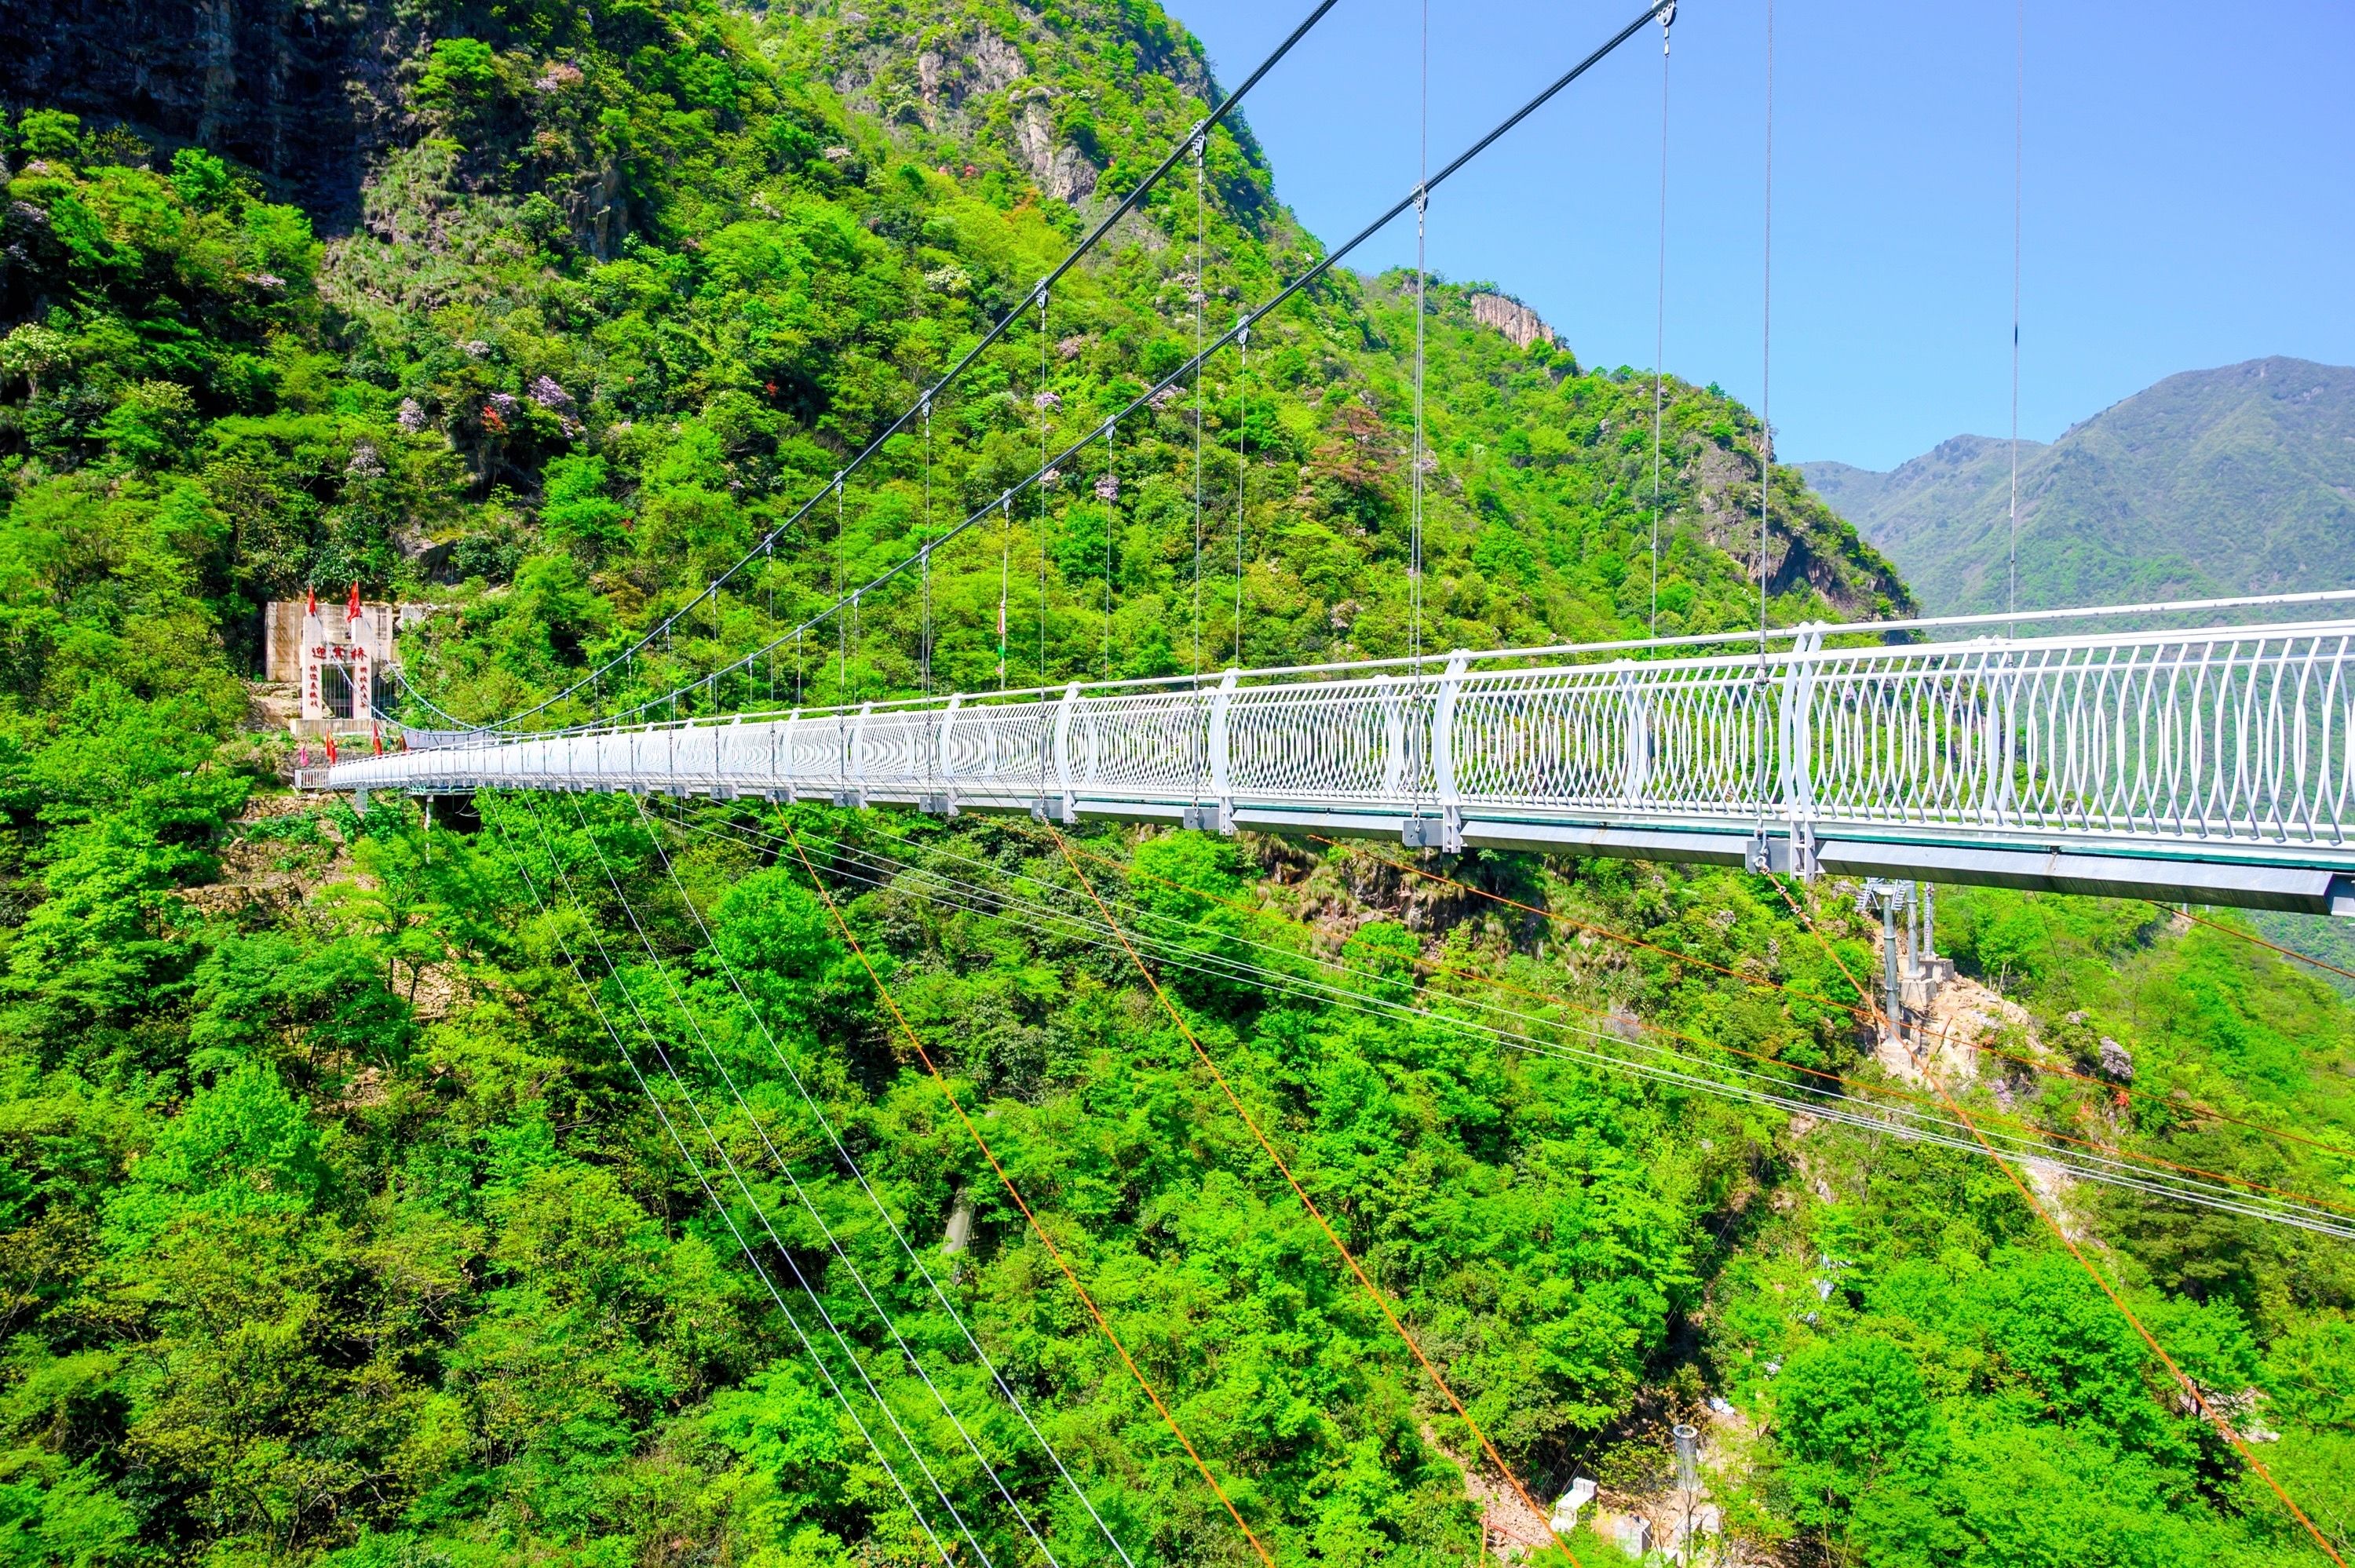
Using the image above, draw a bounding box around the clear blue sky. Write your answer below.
[1164,0,2355,470]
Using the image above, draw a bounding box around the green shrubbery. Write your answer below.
[0,0,2347,1561]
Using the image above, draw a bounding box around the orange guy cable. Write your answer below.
[1320,836,2349,1167]
[783,822,1279,1568]
[1057,833,2354,1220]
[1768,873,2350,1567]
[1310,833,1867,1018]
[1049,827,1586,1567]
[2164,899,2355,986]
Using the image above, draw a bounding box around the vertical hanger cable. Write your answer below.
[1651,4,1674,636]
[1754,0,1774,844]
[1236,317,1249,666]
[1102,418,1116,683]
[1411,0,1429,666]
[1192,129,1207,684]
[2009,0,2024,627]
[922,398,933,696]
[1039,287,1052,684]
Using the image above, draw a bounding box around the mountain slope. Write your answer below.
[2,4,2352,1566]
[1802,356,2355,613]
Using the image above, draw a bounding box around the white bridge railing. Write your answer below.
[331,607,2355,913]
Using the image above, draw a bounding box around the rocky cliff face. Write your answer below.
[1469,291,1555,351]
[0,0,408,226]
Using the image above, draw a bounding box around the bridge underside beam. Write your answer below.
[391,775,2353,914]
[1218,811,2354,915]
[1455,819,2355,916]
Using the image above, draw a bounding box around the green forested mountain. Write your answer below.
[2,3,2353,1566]
[1802,356,2355,614]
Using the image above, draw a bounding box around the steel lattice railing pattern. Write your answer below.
[333,617,2355,910]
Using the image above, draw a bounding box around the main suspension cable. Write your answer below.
[463,0,1344,736]
[530,0,1680,738]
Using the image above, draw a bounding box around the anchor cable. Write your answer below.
[780,822,1281,1567]
[485,800,960,1565]
[1050,827,1587,1565]
[634,795,1138,1564]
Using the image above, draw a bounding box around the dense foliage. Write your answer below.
[1,0,2350,1563]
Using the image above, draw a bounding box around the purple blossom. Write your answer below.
[530,374,572,410]
[345,443,385,477]
[396,398,427,432]
[1032,389,1061,411]
[1094,473,1119,502]
[487,392,520,415]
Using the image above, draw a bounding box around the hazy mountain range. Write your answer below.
[1802,356,2355,614]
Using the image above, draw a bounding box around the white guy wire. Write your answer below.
[565,797,1058,1562]
[630,793,1139,1566]
[674,808,2355,1241]
[527,797,999,1566]
[482,800,959,1566]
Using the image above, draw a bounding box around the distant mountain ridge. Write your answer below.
[1802,357,2355,613]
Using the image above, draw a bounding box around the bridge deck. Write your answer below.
[332,613,2355,914]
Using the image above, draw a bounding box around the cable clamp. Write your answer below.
[1400,810,1461,854]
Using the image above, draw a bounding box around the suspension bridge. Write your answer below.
[305,2,2355,1560]
[334,593,2355,916]
[315,0,2355,921]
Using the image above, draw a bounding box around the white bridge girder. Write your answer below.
[333,614,2355,915]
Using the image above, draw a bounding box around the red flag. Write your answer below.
[346,581,363,622]
[305,585,318,617]
[371,720,383,755]
[325,734,338,764]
